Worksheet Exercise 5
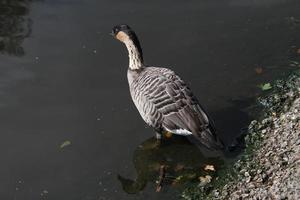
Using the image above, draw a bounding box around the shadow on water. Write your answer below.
[118,136,224,194]
[0,0,34,56]
[117,96,256,195]
[212,97,257,151]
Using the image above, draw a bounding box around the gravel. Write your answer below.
[182,72,300,200]
[214,74,300,200]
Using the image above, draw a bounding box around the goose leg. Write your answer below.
[152,131,162,149]
[155,132,162,140]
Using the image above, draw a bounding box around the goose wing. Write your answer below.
[162,76,223,149]
[130,67,222,149]
[147,69,209,130]
[146,67,222,149]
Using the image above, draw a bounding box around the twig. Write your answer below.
[156,165,166,192]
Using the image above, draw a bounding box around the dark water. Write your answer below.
[1,0,300,199]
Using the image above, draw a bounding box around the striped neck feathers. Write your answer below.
[124,39,144,70]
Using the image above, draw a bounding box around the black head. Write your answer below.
[111,24,143,61]
[111,24,132,37]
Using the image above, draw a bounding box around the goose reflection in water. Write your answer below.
[118,135,224,194]
[0,0,32,56]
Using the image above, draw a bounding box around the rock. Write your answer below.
[244,171,250,177]
[281,141,288,148]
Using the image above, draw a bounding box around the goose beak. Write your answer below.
[109,31,115,37]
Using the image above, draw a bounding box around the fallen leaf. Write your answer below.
[156,185,162,192]
[171,180,179,186]
[259,83,272,91]
[254,67,263,74]
[149,163,161,171]
[174,164,184,172]
[204,165,215,171]
[186,173,197,179]
[199,175,212,185]
[171,174,189,186]
[165,131,173,138]
[175,175,183,182]
[60,140,71,149]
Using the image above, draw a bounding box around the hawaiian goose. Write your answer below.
[111,24,224,150]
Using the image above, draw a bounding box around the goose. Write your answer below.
[111,24,224,150]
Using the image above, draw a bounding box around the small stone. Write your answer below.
[257,177,263,183]
[245,176,251,183]
[213,190,220,197]
[241,193,249,198]
[281,141,288,148]
[265,151,272,157]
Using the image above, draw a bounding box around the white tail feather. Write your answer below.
[165,128,193,136]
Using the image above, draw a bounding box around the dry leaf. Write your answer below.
[186,173,197,179]
[149,163,161,171]
[60,140,71,149]
[255,67,263,74]
[259,83,272,91]
[204,165,215,171]
[165,131,173,138]
[174,164,184,172]
[156,185,162,192]
[171,175,183,186]
[171,180,179,186]
[199,175,212,185]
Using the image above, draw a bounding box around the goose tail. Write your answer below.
[195,126,224,150]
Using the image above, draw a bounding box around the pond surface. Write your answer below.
[0,0,300,199]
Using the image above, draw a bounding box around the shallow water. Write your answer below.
[0,0,300,199]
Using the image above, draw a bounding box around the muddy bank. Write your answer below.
[182,70,300,199]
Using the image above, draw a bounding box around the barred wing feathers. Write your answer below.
[129,67,223,149]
